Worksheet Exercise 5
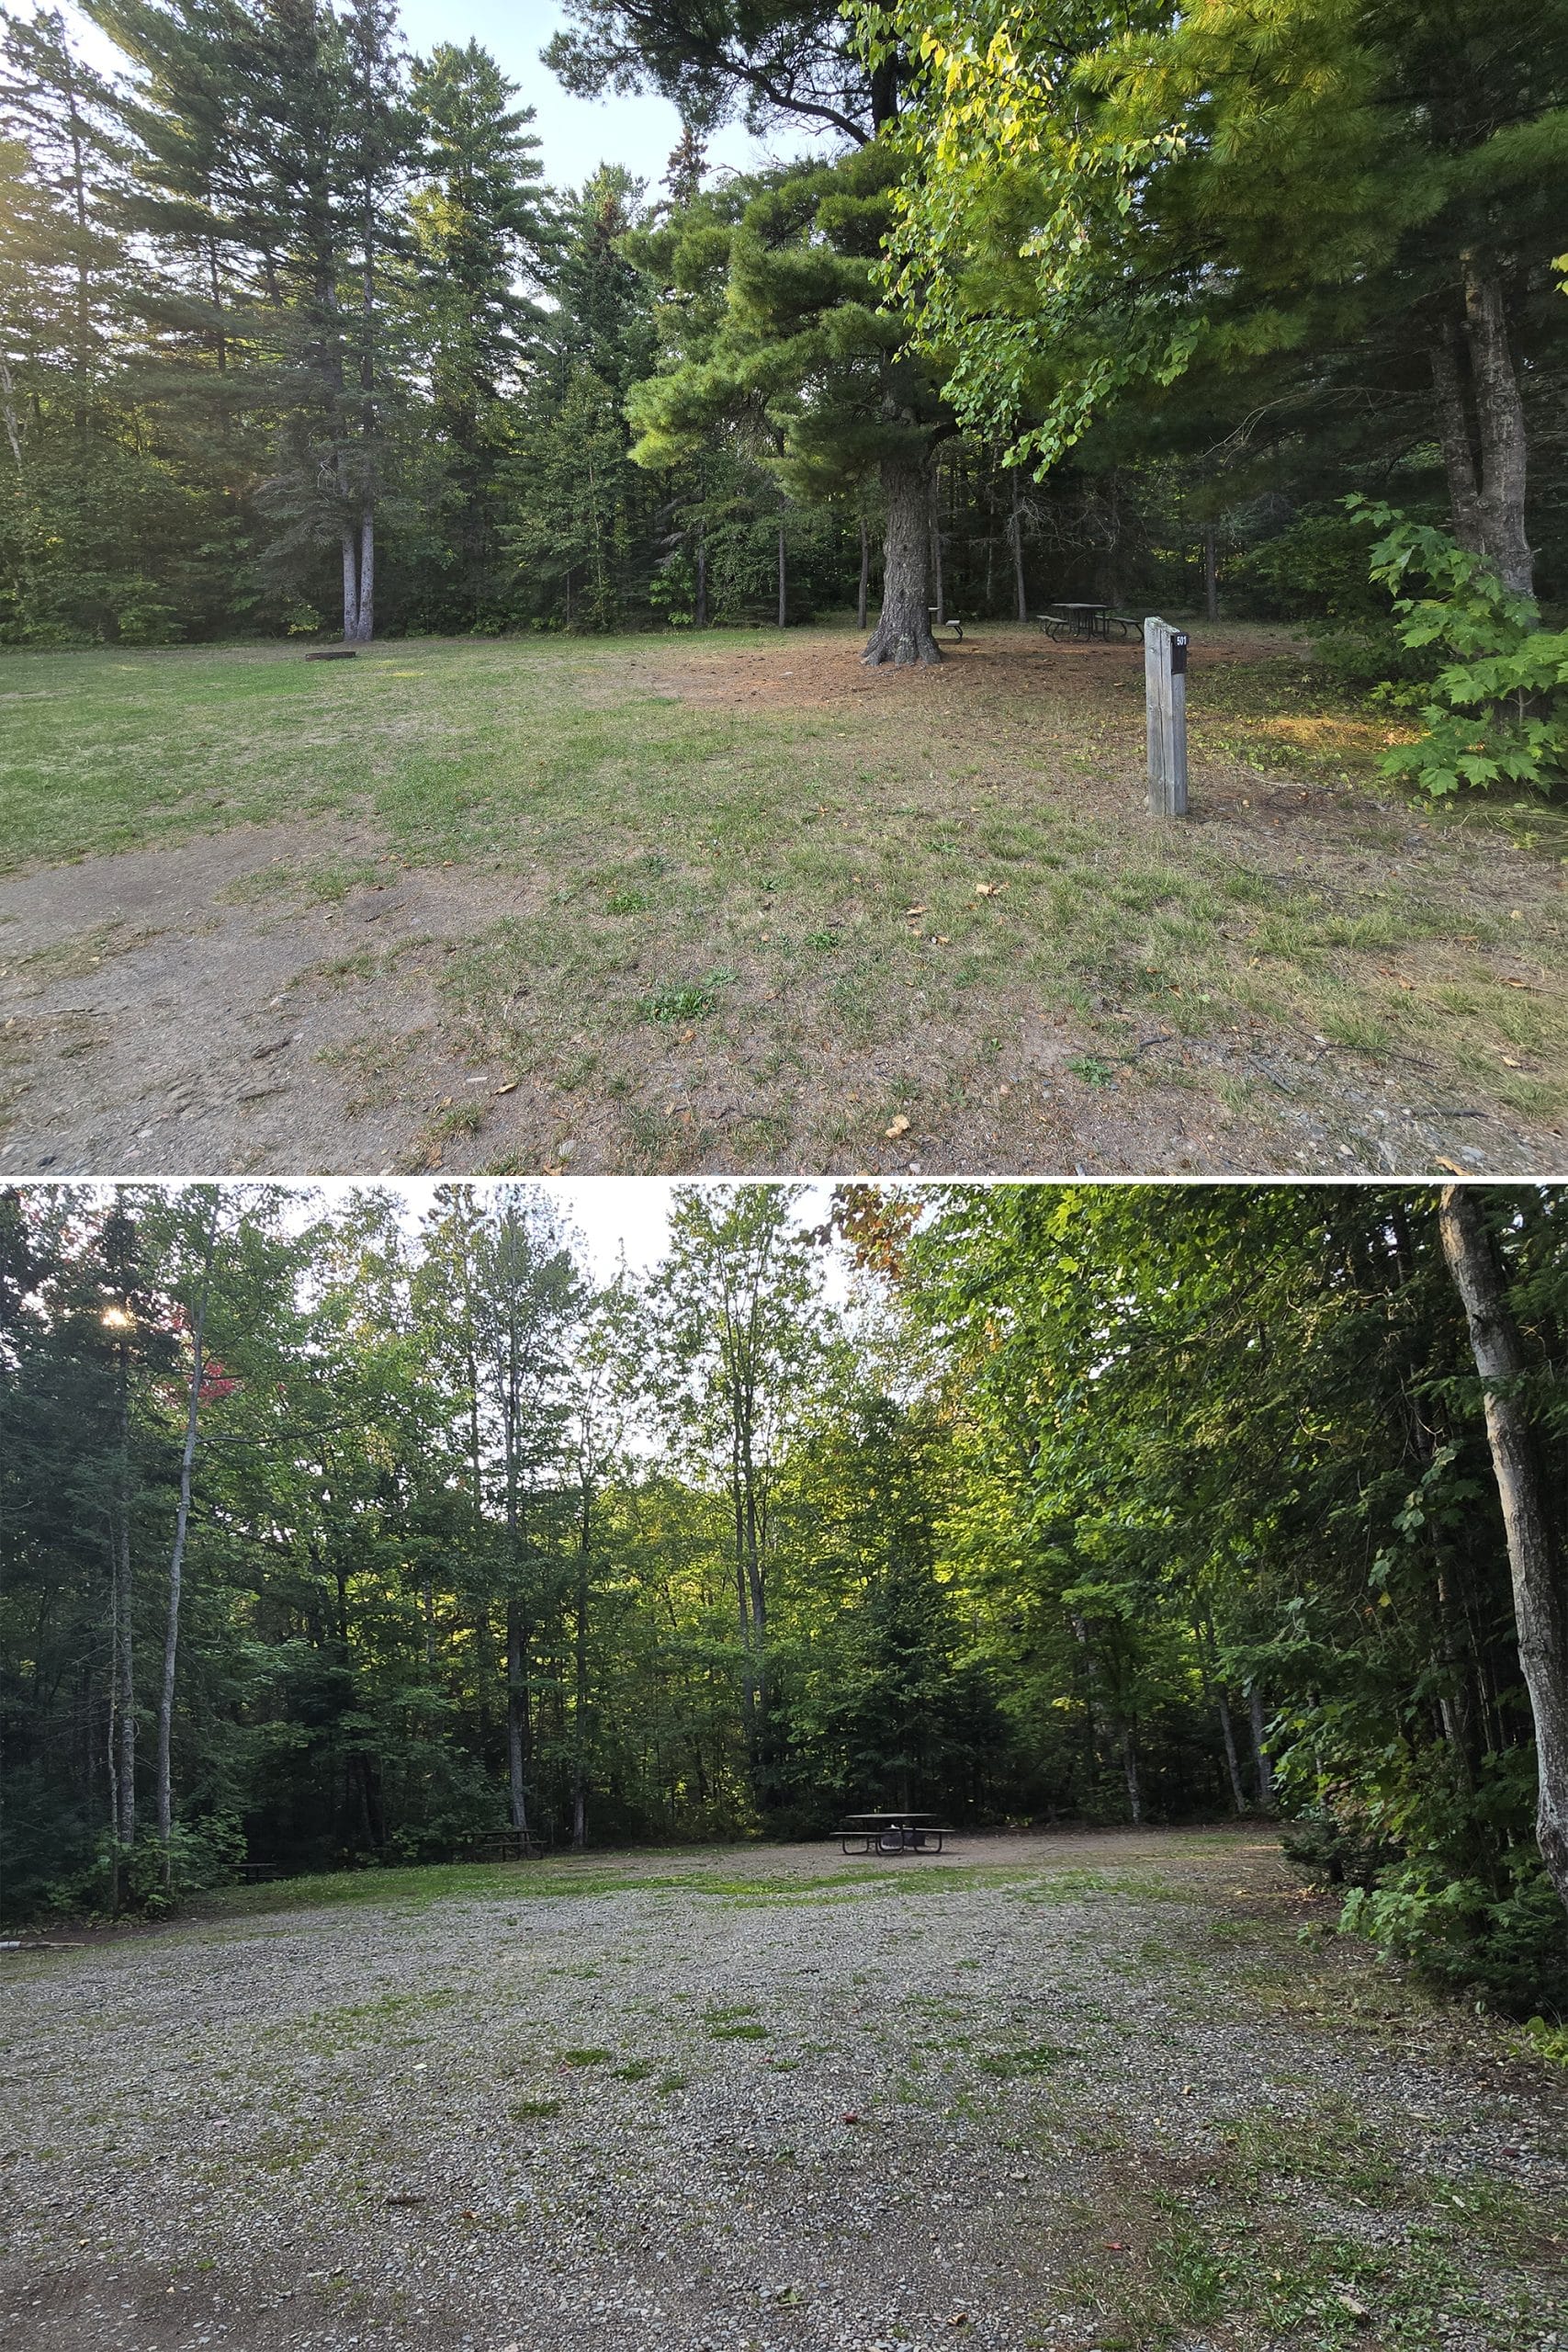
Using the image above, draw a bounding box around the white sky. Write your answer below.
[54,0,790,198]
[308,1175,840,1281]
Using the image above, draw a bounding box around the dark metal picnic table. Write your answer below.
[837,1811,954,1856]
[1037,604,1145,643]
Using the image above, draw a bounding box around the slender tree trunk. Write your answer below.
[341,526,359,644]
[1437,1185,1568,1924]
[931,467,945,627]
[1429,328,1485,555]
[776,517,787,628]
[506,1600,529,1838]
[1121,1724,1143,1825]
[571,1521,590,1852]
[695,534,707,628]
[1010,470,1027,622]
[1203,523,1219,623]
[0,354,23,469]
[1194,1608,1246,1814]
[355,507,374,642]
[1216,1688,1246,1815]
[1248,1687,1274,1810]
[857,516,869,632]
[1462,264,1533,596]
[156,1201,217,1879]
[863,455,942,667]
[113,1332,135,1855]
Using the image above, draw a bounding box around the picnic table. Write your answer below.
[836,1812,955,1856]
[1036,604,1145,643]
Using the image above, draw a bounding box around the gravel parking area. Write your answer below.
[3,1831,1564,2352]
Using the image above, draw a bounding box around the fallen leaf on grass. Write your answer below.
[974,881,1002,897]
[905,903,928,916]
[493,1080,517,1095]
[884,1114,911,1137]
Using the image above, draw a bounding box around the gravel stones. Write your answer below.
[2,1832,1563,2352]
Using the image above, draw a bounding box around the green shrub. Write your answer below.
[1340,1853,1568,2018]
[1348,498,1568,797]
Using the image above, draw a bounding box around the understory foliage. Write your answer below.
[3,1182,1565,2018]
[1351,503,1568,798]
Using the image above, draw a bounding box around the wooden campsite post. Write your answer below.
[1145,616,1189,817]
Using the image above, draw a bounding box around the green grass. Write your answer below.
[6,624,1567,1167]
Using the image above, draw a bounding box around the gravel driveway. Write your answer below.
[3,1832,1563,2352]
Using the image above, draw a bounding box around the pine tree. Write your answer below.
[407,39,548,624]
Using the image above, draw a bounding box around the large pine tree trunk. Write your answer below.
[1463,266,1533,597]
[857,517,869,632]
[1437,1186,1568,1925]
[863,457,942,667]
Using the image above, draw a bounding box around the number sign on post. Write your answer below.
[1145,617,1189,817]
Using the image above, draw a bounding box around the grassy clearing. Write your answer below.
[4,623,1566,1172]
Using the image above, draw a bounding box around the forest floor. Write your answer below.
[3,1828,1565,2352]
[3,622,1567,1178]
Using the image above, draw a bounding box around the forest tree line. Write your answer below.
[1,0,1562,675]
[3,1180,1567,2018]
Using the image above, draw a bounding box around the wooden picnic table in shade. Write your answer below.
[835,1812,956,1856]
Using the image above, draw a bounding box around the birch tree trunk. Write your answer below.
[863,456,941,667]
[1248,1687,1274,1809]
[156,1198,217,1880]
[1121,1724,1143,1825]
[1216,1688,1246,1814]
[0,353,23,469]
[1437,1185,1568,1923]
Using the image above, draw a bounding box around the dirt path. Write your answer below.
[3,1831,1563,2352]
[2,627,1564,1178]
